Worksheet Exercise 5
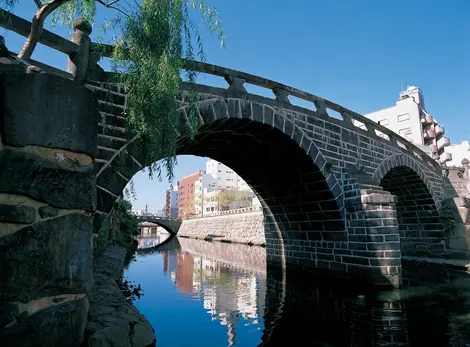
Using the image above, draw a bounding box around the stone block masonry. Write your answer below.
[0,70,99,346]
[85,246,156,347]
[177,211,265,246]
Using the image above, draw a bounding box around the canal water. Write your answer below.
[125,233,470,347]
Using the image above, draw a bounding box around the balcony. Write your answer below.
[439,152,453,165]
[435,125,445,138]
[437,137,450,150]
[421,114,434,125]
[423,129,436,140]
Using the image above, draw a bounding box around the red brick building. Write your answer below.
[177,170,204,219]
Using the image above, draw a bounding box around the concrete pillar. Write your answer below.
[67,18,92,84]
[0,71,99,345]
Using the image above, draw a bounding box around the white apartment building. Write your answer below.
[237,177,251,192]
[193,159,263,216]
[206,159,239,191]
[445,141,470,167]
[361,86,452,166]
[197,190,255,216]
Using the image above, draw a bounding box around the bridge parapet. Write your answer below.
[0,8,440,175]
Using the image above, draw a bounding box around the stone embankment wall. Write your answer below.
[85,246,156,347]
[0,68,98,345]
[177,211,265,246]
[178,237,266,276]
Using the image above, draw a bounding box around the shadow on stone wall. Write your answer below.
[442,167,470,256]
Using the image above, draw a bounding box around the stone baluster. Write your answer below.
[67,18,92,83]
[462,158,469,181]
[273,87,290,104]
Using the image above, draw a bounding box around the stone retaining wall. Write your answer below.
[177,211,265,246]
[0,67,98,346]
[85,246,156,347]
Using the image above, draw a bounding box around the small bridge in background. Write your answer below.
[136,215,182,235]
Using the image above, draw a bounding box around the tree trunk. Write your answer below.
[18,0,69,59]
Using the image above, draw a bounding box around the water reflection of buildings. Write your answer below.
[161,248,266,347]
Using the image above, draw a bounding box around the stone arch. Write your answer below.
[136,217,181,236]
[372,154,439,207]
[372,154,445,257]
[95,92,346,271]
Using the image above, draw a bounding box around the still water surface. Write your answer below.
[125,234,470,347]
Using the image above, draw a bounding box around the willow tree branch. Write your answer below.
[96,0,130,17]
[18,0,68,59]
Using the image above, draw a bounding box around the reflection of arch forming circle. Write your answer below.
[372,153,440,208]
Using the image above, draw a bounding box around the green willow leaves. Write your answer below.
[110,0,224,183]
[2,0,224,184]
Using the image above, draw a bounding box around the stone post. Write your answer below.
[0,70,99,345]
[67,18,92,84]
[463,158,470,197]
[462,158,469,181]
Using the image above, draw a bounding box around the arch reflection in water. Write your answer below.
[137,224,171,249]
[126,238,470,347]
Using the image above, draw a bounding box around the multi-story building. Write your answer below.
[177,170,205,218]
[198,190,256,216]
[193,160,263,216]
[164,189,179,218]
[194,173,217,216]
[206,159,239,191]
[445,141,470,167]
[361,86,452,166]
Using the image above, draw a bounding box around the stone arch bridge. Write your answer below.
[0,14,450,288]
[136,215,181,236]
[0,14,468,347]
[89,51,446,287]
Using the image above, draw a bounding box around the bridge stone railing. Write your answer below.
[0,9,441,175]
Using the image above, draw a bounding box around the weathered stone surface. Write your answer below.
[0,204,35,223]
[86,246,156,347]
[1,72,99,157]
[0,213,93,302]
[38,205,59,218]
[177,211,265,245]
[0,150,96,210]
[0,297,89,347]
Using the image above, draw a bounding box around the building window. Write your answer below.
[378,119,389,126]
[399,127,412,136]
[397,113,410,122]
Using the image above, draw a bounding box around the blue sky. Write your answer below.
[3,0,469,212]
